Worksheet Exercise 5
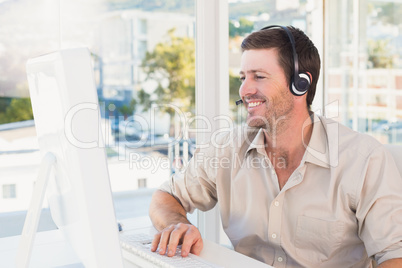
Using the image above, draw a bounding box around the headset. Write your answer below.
[236,25,311,105]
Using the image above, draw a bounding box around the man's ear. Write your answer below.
[306,72,313,83]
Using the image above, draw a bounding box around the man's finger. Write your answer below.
[189,238,203,256]
[167,223,187,257]
[151,232,161,252]
[180,225,203,257]
[158,225,174,255]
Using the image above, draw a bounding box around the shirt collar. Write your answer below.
[245,127,266,157]
[303,113,332,168]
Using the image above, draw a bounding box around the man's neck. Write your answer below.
[264,111,313,171]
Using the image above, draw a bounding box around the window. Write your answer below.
[2,184,16,199]
[0,0,196,238]
[138,19,147,35]
[228,0,323,122]
[225,0,323,247]
[138,178,147,189]
[325,0,402,144]
[138,40,148,60]
[1,0,398,245]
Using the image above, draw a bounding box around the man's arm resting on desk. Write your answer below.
[149,190,203,258]
[378,258,402,267]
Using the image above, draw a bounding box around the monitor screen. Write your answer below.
[26,48,124,267]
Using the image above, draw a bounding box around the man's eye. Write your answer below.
[256,75,265,80]
[239,77,245,82]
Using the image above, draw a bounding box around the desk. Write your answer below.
[0,217,273,268]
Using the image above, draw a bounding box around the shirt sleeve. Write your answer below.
[355,144,402,264]
[158,144,220,214]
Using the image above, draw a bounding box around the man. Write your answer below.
[149,26,402,267]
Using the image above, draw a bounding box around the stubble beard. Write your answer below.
[246,93,295,140]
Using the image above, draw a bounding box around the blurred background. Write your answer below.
[0,0,401,243]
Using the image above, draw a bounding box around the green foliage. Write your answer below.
[129,98,137,111]
[118,105,131,118]
[118,98,137,118]
[376,3,402,26]
[137,88,152,109]
[0,97,33,124]
[0,97,11,113]
[229,71,242,103]
[140,28,195,113]
[229,17,254,37]
[367,39,394,68]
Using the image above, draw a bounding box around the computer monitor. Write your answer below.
[21,48,124,267]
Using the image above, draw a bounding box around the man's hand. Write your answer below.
[151,222,203,257]
[149,190,202,257]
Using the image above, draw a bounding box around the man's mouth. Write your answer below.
[248,101,264,108]
[246,99,266,109]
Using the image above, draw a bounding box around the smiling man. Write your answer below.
[149,26,402,267]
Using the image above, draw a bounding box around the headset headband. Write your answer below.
[260,25,299,78]
[260,25,310,96]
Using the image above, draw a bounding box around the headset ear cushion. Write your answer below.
[291,73,311,96]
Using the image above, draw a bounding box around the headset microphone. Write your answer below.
[236,99,243,106]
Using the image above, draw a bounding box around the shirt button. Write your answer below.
[274,201,279,207]
[278,257,283,262]
[271,233,277,239]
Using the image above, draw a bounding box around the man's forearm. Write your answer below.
[149,190,191,231]
[378,258,402,268]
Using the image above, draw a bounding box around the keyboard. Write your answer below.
[120,233,223,268]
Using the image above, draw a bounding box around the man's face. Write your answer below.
[239,48,295,130]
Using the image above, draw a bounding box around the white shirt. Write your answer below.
[159,114,402,267]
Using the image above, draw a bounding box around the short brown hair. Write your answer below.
[241,26,320,109]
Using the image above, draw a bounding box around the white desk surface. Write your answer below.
[0,216,272,268]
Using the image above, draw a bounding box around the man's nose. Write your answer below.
[239,78,257,98]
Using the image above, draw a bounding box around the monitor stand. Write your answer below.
[15,152,56,268]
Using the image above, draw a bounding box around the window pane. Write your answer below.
[0,0,59,237]
[326,0,402,144]
[227,0,318,247]
[2,184,17,199]
[94,2,196,224]
[0,0,196,237]
[138,178,147,189]
[228,0,315,124]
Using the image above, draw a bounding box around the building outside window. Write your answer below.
[0,0,195,238]
[326,0,402,144]
[137,178,147,189]
[2,184,16,199]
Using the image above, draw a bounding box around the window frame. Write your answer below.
[195,0,229,243]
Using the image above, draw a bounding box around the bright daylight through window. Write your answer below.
[0,0,401,242]
[326,0,402,144]
[0,0,196,237]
